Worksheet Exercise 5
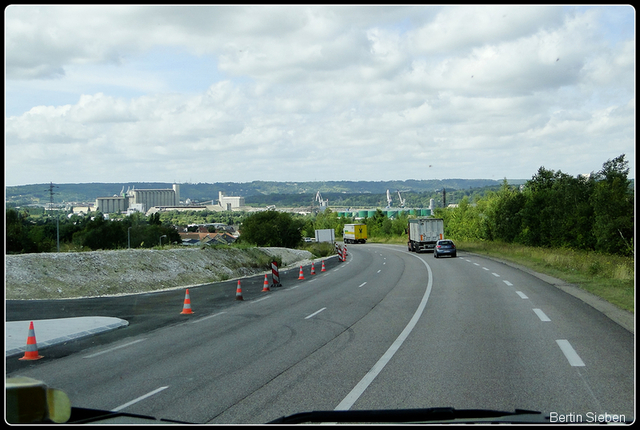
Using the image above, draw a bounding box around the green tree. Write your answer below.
[590,155,634,255]
[239,211,304,248]
[517,168,593,249]
[483,180,525,243]
[364,209,387,238]
[6,208,36,253]
[439,196,486,241]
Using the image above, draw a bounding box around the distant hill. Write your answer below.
[5,179,527,207]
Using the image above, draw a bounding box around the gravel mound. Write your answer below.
[5,247,314,300]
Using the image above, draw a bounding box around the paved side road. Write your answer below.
[5,257,341,360]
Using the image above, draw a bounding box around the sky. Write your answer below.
[4,5,635,186]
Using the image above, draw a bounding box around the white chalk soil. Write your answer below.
[5,247,315,300]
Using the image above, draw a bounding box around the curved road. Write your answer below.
[6,245,634,424]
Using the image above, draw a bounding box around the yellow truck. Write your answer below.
[343,224,367,244]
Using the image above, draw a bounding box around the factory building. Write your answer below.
[95,184,180,214]
[94,196,127,214]
[129,184,180,209]
[218,191,245,210]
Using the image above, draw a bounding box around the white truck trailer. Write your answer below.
[315,229,335,243]
[407,218,444,252]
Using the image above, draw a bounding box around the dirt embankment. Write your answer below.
[5,247,314,300]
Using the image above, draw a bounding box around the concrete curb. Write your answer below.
[6,317,129,358]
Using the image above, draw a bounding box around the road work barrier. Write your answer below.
[19,321,43,361]
[271,261,281,288]
[180,289,194,314]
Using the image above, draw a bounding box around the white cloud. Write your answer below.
[4,5,635,186]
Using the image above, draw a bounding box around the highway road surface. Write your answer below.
[6,244,634,424]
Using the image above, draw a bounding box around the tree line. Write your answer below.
[6,211,181,253]
[435,155,634,256]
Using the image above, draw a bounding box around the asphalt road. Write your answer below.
[6,245,634,424]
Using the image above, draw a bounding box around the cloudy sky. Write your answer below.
[4,5,635,186]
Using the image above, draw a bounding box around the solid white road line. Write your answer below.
[335,253,433,411]
[556,340,586,367]
[113,386,169,411]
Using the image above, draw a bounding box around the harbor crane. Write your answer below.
[397,190,406,208]
[315,191,328,208]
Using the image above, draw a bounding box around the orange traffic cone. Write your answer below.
[311,262,316,275]
[236,280,244,300]
[181,289,194,314]
[19,321,43,361]
[298,266,305,280]
[262,274,270,292]
[321,260,326,272]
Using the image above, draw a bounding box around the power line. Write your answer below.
[44,182,60,252]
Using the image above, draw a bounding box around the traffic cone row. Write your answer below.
[19,321,43,361]
[176,259,333,316]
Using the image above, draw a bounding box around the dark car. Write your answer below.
[434,239,456,258]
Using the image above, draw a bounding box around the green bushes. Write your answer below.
[300,241,336,258]
[437,155,634,257]
[238,210,304,248]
